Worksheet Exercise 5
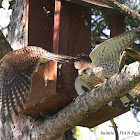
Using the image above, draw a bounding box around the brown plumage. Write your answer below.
[74,54,104,90]
[0,46,76,122]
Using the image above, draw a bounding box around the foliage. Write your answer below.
[75,126,83,139]
[91,0,140,41]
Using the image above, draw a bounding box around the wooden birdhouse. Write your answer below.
[22,0,129,128]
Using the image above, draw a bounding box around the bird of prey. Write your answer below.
[0,46,76,122]
[74,28,140,107]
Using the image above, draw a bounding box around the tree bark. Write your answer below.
[3,61,138,140]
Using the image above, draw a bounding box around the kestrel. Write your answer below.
[74,28,140,107]
[0,46,76,122]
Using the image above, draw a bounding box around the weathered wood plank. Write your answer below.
[56,1,91,98]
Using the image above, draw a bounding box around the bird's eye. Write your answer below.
[83,69,87,73]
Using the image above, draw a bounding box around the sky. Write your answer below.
[0,1,140,140]
[0,0,11,35]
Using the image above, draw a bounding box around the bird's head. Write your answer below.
[78,67,93,82]
[78,67,92,76]
[74,53,92,69]
[74,53,93,82]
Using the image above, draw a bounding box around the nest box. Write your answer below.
[22,0,129,128]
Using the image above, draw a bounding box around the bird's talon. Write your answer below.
[94,83,102,88]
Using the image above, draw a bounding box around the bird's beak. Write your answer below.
[78,70,84,76]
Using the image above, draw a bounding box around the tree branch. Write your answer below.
[0,0,2,8]
[96,0,140,21]
[0,30,12,82]
[110,119,119,140]
[27,61,140,140]
[0,30,12,58]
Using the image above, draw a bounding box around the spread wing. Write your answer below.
[0,46,77,122]
[89,28,140,69]
[1,60,37,122]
